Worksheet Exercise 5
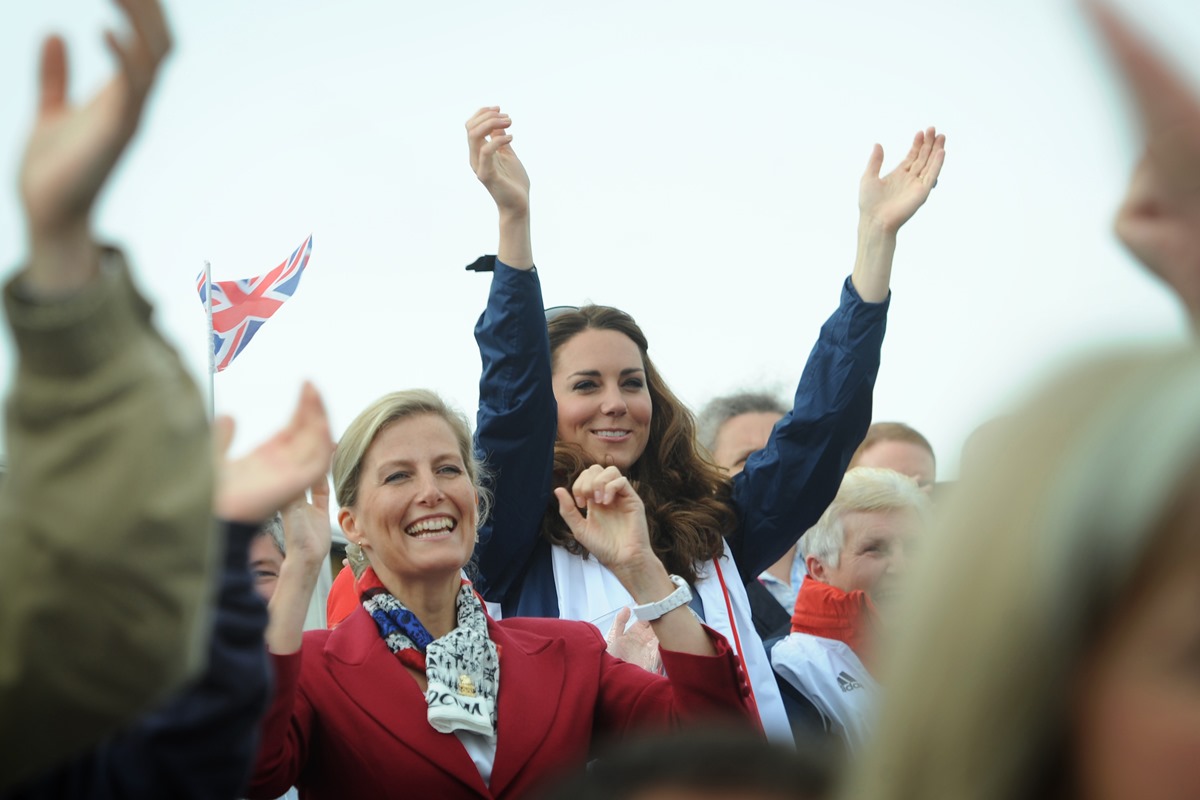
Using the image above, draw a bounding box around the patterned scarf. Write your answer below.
[359,568,500,739]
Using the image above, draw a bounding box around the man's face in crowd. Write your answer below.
[808,508,919,607]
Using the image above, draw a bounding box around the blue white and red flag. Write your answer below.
[197,235,313,372]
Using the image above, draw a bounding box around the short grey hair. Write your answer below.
[801,467,929,568]
[695,391,789,455]
[256,512,286,555]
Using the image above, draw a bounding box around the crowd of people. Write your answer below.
[1,0,1198,798]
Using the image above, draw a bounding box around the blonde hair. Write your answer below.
[801,467,929,568]
[844,347,1200,800]
[333,389,491,529]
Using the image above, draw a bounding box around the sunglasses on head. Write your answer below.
[544,305,579,322]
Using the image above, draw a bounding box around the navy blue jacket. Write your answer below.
[5,522,270,800]
[472,261,889,619]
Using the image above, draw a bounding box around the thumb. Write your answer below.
[37,36,68,117]
[554,487,586,536]
[863,143,884,181]
[607,606,631,640]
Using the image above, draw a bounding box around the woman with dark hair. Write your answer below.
[466,107,945,738]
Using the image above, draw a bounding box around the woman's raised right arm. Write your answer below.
[468,108,559,606]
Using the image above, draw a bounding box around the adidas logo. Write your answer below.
[837,671,863,693]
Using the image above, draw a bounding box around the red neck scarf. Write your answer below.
[789,579,879,670]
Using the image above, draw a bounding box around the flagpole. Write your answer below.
[204,259,215,420]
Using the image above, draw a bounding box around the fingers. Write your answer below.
[104,0,172,103]
[298,380,330,430]
[912,126,936,173]
[607,607,632,642]
[554,486,586,535]
[37,36,68,119]
[114,0,172,65]
[921,137,947,186]
[466,107,512,171]
[897,129,924,172]
[862,143,885,181]
[310,472,332,513]
[1085,0,1200,142]
[570,464,632,507]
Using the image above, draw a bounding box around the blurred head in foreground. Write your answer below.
[538,727,835,800]
[846,347,1200,800]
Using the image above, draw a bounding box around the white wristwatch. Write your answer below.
[631,575,693,622]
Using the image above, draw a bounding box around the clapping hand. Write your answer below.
[214,382,335,527]
[21,0,172,294]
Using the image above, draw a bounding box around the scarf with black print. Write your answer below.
[360,568,499,739]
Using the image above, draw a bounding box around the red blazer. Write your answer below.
[247,607,755,799]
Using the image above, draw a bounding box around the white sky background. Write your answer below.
[1,0,1198,479]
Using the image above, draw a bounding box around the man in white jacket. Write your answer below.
[770,467,927,751]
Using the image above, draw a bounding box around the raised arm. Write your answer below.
[1086,1,1200,326]
[727,130,946,581]
[468,109,558,607]
[0,0,219,786]
[468,106,533,269]
[249,384,336,657]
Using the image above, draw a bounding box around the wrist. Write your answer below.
[498,207,530,226]
[613,555,675,604]
[281,550,327,577]
[25,224,100,297]
[851,218,898,304]
[857,215,900,241]
[497,212,533,270]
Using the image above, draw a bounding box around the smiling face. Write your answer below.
[552,328,653,471]
[808,509,919,608]
[338,413,477,589]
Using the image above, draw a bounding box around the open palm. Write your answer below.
[859,127,946,234]
[20,0,171,240]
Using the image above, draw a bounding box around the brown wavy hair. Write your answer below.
[543,306,736,584]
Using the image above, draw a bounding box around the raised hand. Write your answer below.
[21,0,172,294]
[554,465,656,576]
[1087,1,1200,323]
[214,382,335,525]
[280,475,333,571]
[467,106,530,218]
[859,127,946,235]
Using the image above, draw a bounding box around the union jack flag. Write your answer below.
[197,235,313,373]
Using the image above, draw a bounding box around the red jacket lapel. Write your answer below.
[486,619,567,798]
[323,608,491,797]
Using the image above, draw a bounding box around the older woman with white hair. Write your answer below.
[770,467,928,750]
[247,389,755,800]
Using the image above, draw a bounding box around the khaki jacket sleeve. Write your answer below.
[0,248,218,788]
